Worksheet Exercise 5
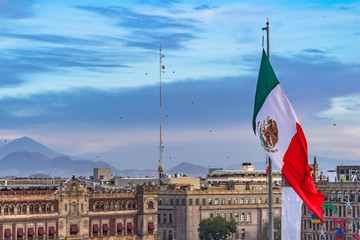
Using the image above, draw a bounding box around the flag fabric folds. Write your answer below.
[252,49,325,221]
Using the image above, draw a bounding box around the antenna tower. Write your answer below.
[158,44,165,179]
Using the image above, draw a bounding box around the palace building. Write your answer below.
[0,176,158,240]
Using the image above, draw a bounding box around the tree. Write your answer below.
[198,216,238,240]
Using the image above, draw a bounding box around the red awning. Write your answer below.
[38,227,45,235]
[49,226,56,235]
[127,223,133,230]
[117,223,123,231]
[17,228,24,237]
[28,228,35,236]
[5,229,12,237]
[93,225,99,232]
[148,222,154,231]
[103,224,109,231]
[70,225,79,233]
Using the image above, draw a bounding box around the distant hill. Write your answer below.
[167,162,208,177]
[0,136,63,159]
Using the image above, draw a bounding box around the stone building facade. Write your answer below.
[158,181,282,240]
[301,165,360,240]
[0,176,158,240]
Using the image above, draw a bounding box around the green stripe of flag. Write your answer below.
[252,49,280,133]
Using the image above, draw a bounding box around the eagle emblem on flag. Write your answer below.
[257,116,278,153]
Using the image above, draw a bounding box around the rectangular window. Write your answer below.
[210,213,214,219]
[158,213,161,223]
[216,213,220,217]
[170,198,174,206]
[221,198,225,205]
[241,213,245,222]
[264,198,268,203]
[247,212,251,222]
[163,230,167,240]
[240,198,244,204]
[176,199,179,206]
[202,198,206,205]
[163,213,167,223]
[235,213,239,222]
[189,199,193,206]
[258,198,262,204]
[252,198,256,204]
[164,198,168,205]
[228,198,232,205]
[169,214,173,224]
[182,199,186,206]
[241,229,245,239]
[229,213,233,218]
[196,198,199,205]
[234,198,238,204]
[276,197,279,204]
[222,213,226,219]
[246,198,249,204]
[209,198,213,205]
[215,198,219,205]
[252,186,256,191]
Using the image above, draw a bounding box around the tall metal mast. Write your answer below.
[262,19,274,240]
[158,44,164,179]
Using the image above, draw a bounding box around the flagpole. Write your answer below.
[262,19,274,240]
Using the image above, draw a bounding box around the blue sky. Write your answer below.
[0,0,360,171]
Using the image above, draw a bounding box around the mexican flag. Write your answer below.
[252,50,324,221]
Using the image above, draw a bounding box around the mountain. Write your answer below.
[0,136,63,159]
[167,162,208,177]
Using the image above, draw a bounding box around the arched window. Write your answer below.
[41,204,46,212]
[35,204,40,213]
[100,202,105,211]
[17,205,21,214]
[4,205,9,215]
[351,191,356,202]
[95,202,99,211]
[323,190,328,201]
[47,204,51,212]
[121,201,126,209]
[105,202,110,211]
[158,199,163,206]
[117,201,121,211]
[110,202,115,211]
[22,205,27,214]
[29,204,34,214]
[127,201,132,209]
[331,191,335,201]
[337,191,342,201]
[344,190,349,201]
[9,205,14,215]
[147,201,154,209]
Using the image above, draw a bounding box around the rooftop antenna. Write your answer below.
[158,44,165,179]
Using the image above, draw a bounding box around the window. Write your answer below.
[10,205,14,215]
[337,191,342,201]
[235,213,239,222]
[158,199,163,206]
[241,229,245,239]
[41,204,46,212]
[221,198,225,205]
[64,204,67,212]
[202,198,206,205]
[216,213,220,217]
[222,213,226,219]
[258,198,262,204]
[247,212,251,222]
[344,190,349,201]
[208,198,213,205]
[351,191,356,202]
[169,214,173,224]
[229,213,233,218]
[215,198,219,205]
[170,198,174,206]
[241,213,245,222]
[252,198,256,204]
[275,197,279,204]
[176,199,179,206]
[228,198,232,205]
[163,230,167,240]
[17,205,21,214]
[234,198,238,204]
[189,199,193,206]
[71,205,76,211]
[148,201,154,209]
[245,198,249,204]
[331,190,336,201]
[252,186,256,191]
[163,213,167,223]
[210,213,214,219]
[22,205,26,214]
[196,198,199,205]
[157,213,161,223]
[47,204,52,213]
[240,198,244,204]
[182,199,186,206]
[264,198,268,203]
[169,230,173,240]
[164,198,168,205]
